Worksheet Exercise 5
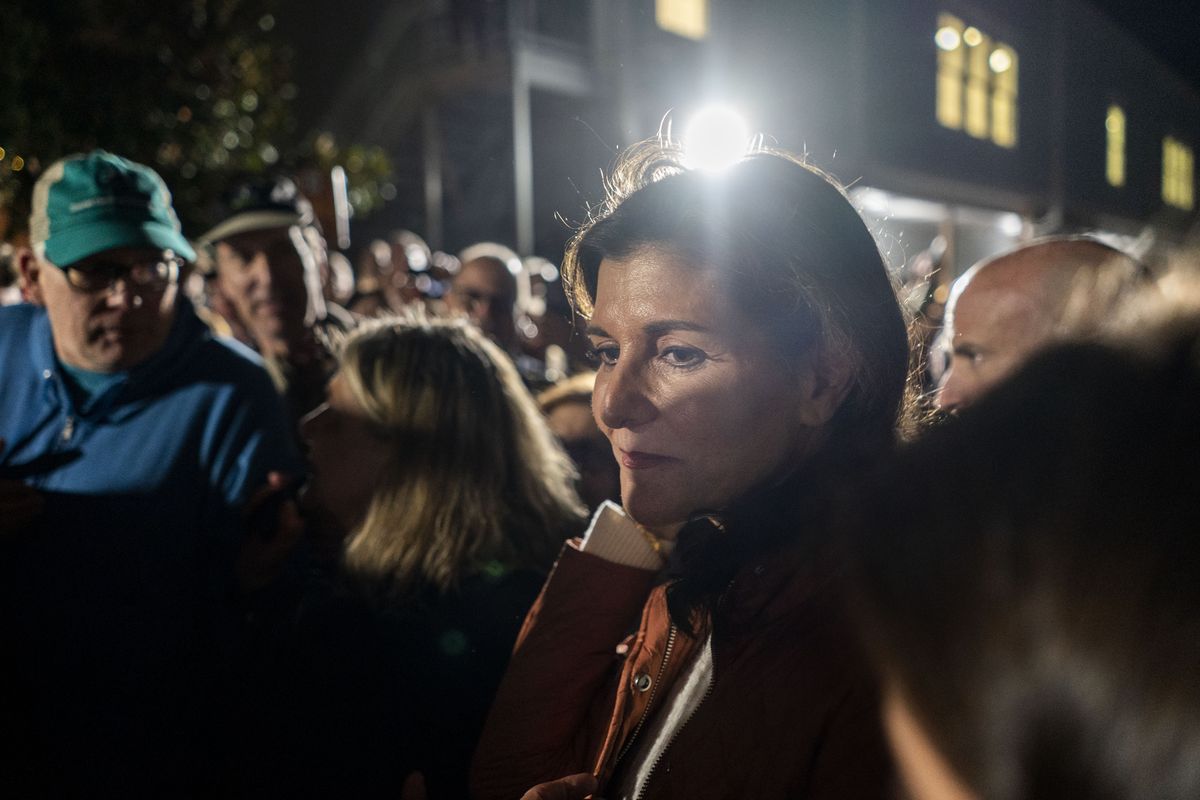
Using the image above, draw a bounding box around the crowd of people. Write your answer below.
[1,141,1198,800]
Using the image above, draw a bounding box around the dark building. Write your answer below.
[302,0,1200,275]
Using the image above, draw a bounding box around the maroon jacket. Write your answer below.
[471,535,892,799]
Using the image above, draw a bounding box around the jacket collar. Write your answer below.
[717,534,843,635]
[30,297,210,421]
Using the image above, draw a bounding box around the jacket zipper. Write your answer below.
[613,623,677,769]
[60,415,75,442]
[631,634,716,800]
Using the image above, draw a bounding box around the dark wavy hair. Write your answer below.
[849,310,1200,800]
[561,139,911,631]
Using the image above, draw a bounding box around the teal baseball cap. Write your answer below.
[29,150,196,267]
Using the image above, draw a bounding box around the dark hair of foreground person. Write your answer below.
[850,310,1200,800]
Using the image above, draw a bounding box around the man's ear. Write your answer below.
[16,248,46,305]
[793,343,856,429]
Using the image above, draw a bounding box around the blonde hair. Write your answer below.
[338,312,585,595]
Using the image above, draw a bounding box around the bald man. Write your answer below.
[936,237,1144,411]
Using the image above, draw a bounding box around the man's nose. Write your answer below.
[469,296,497,320]
[248,251,274,288]
[935,367,968,413]
[103,277,136,309]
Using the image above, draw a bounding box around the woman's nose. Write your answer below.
[596,361,656,430]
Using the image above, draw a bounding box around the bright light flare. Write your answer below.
[935,26,961,51]
[683,106,750,172]
[999,213,1023,238]
[989,48,1013,73]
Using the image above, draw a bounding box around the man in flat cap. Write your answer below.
[201,175,351,425]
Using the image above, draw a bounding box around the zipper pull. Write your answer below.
[61,415,75,442]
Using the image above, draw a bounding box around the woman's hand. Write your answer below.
[235,471,304,592]
[401,772,599,800]
[0,439,45,539]
[520,774,600,800]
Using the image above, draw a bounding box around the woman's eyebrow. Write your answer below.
[586,320,712,337]
[643,320,711,337]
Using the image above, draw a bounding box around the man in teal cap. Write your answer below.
[0,151,301,792]
[20,150,198,372]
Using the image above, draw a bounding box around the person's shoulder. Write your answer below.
[451,567,546,624]
[0,303,45,357]
[187,326,281,395]
[200,330,267,371]
[0,305,45,406]
[0,302,43,332]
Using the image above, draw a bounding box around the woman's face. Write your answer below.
[300,371,394,540]
[587,247,814,531]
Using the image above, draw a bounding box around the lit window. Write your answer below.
[1106,106,1126,187]
[935,14,1018,149]
[1163,136,1194,210]
[656,0,708,41]
[935,14,964,130]
[990,45,1017,148]
[964,27,991,139]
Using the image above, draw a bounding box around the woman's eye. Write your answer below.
[661,347,706,367]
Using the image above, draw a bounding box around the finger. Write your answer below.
[524,773,599,800]
[256,471,295,500]
[400,771,427,800]
[278,499,304,537]
[0,482,43,508]
[0,492,44,535]
[261,502,303,559]
[244,473,295,518]
[245,483,278,513]
[1,495,44,516]
[559,773,599,794]
[267,470,292,489]
[0,480,33,497]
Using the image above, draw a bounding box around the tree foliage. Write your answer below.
[0,0,389,235]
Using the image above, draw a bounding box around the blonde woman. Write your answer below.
[302,313,584,586]
[241,313,586,798]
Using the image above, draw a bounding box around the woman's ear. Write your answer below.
[793,343,855,428]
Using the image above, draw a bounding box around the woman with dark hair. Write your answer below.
[849,306,1200,800]
[471,139,912,799]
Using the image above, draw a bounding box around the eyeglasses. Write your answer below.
[62,255,182,294]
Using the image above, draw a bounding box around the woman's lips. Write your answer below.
[617,449,676,469]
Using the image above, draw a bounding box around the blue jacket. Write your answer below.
[0,298,303,791]
[0,298,300,520]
